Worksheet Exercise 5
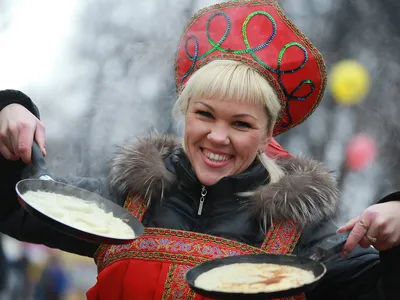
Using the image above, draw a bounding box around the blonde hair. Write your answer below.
[172,60,284,183]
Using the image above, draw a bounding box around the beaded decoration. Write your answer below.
[175,0,327,136]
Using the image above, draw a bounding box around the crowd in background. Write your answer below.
[0,235,95,300]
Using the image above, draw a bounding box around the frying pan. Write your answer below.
[185,232,349,299]
[15,142,144,244]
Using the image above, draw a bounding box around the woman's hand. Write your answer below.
[337,201,400,255]
[0,104,46,164]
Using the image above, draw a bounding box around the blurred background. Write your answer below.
[0,0,399,298]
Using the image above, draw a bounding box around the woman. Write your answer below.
[0,1,399,299]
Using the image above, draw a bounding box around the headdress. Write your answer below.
[175,0,327,136]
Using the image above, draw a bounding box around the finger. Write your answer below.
[359,224,380,248]
[337,216,359,233]
[365,219,381,246]
[34,122,46,156]
[17,124,35,164]
[342,218,370,256]
[1,135,16,157]
[0,144,19,160]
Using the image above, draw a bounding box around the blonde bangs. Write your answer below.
[173,60,281,127]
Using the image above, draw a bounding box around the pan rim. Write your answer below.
[185,253,327,298]
[16,178,144,244]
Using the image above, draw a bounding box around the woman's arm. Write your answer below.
[300,194,400,300]
[336,195,400,300]
[298,221,384,300]
[0,90,122,258]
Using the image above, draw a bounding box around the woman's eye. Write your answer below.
[233,121,252,128]
[196,110,214,118]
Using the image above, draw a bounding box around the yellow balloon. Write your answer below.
[329,60,371,105]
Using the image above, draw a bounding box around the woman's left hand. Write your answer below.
[337,201,400,255]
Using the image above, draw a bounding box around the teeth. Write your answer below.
[203,149,230,162]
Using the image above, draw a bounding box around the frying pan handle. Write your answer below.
[31,141,53,180]
[310,231,349,261]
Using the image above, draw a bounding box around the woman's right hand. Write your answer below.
[0,104,46,164]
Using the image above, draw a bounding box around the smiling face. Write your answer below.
[184,98,270,186]
[174,60,282,186]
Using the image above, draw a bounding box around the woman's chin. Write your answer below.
[197,173,226,186]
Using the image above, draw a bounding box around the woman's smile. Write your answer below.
[200,147,233,168]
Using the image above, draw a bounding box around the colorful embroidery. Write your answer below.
[94,194,305,299]
[162,264,195,300]
[261,220,302,254]
[124,194,147,222]
[273,3,327,131]
[174,0,327,136]
[95,227,267,273]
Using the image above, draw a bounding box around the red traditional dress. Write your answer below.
[88,196,304,300]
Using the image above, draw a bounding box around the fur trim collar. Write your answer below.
[109,135,339,227]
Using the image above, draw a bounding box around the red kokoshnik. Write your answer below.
[175,0,327,136]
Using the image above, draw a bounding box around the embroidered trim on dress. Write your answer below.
[162,264,196,300]
[93,195,305,300]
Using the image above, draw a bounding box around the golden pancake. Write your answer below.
[194,263,315,293]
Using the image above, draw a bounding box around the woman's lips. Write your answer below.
[200,148,233,168]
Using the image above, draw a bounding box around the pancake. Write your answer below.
[23,190,135,239]
[194,263,315,293]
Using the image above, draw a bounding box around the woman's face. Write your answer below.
[184,98,271,186]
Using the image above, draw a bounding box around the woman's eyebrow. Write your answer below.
[194,101,258,120]
[194,101,215,112]
[232,113,258,120]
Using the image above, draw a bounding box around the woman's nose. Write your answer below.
[207,127,230,145]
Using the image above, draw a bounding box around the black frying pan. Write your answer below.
[15,142,144,244]
[185,232,349,299]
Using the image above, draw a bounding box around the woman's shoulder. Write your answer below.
[250,155,340,228]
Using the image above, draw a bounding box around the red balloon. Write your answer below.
[346,134,377,171]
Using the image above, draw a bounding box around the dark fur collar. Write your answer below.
[109,135,339,227]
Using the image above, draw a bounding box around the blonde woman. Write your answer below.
[1,1,399,299]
